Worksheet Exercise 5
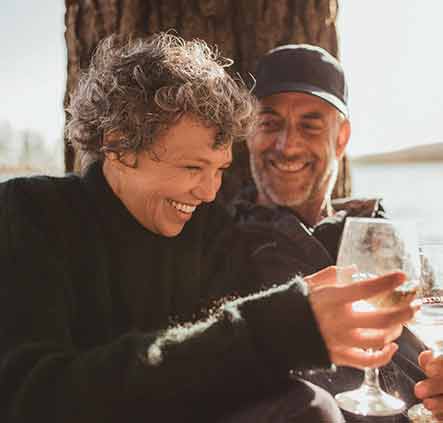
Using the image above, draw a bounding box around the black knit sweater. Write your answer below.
[0,162,329,422]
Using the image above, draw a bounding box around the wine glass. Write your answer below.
[335,217,421,416]
[407,243,443,423]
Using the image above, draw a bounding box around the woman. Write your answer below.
[0,33,414,422]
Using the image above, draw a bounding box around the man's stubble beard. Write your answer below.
[250,155,339,209]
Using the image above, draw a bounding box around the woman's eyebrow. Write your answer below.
[181,157,233,167]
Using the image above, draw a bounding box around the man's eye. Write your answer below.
[302,123,323,133]
[258,119,280,132]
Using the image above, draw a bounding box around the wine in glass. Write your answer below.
[408,243,443,423]
[335,217,420,416]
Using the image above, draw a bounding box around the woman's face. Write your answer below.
[103,115,232,237]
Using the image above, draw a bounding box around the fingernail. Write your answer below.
[411,298,421,308]
[349,264,358,271]
[415,381,425,398]
[412,303,421,312]
[394,271,407,283]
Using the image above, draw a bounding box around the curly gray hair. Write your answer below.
[66,32,257,166]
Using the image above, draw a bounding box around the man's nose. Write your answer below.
[192,174,220,203]
[275,127,302,155]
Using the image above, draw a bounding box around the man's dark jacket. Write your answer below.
[229,187,427,422]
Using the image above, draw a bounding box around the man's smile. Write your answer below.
[268,158,312,175]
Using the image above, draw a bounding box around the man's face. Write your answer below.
[247,92,349,209]
[104,114,232,237]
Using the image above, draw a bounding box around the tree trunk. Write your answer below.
[64,0,351,198]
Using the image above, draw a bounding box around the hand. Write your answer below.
[305,265,356,289]
[308,268,418,369]
[415,351,443,421]
[304,266,340,288]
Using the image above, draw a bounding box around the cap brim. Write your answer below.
[254,82,349,118]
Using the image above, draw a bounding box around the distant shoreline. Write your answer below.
[352,158,443,165]
[0,164,42,172]
[351,142,443,164]
[0,164,63,175]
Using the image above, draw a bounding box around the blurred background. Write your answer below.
[0,1,65,173]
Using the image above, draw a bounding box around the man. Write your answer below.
[230,44,443,421]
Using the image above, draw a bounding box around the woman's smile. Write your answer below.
[167,199,198,214]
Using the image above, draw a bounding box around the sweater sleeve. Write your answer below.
[209,220,331,373]
[0,179,329,422]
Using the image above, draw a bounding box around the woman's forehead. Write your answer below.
[151,115,232,163]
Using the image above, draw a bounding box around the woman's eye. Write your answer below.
[184,166,202,175]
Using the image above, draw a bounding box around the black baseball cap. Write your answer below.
[253,44,349,117]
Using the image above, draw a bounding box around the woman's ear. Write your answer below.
[104,151,119,161]
[103,130,137,168]
[103,130,126,150]
[104,150,138,170]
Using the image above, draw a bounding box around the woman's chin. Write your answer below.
[158,222,186,238]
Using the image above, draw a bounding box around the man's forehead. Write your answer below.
[259,91,335,116]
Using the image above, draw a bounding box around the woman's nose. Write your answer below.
[192,174,220,203]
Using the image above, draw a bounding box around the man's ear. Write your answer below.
[336,118,351,159]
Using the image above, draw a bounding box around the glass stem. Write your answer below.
[363,367,381,391]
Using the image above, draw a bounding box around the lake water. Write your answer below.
[1,162,442,242]
[352,162,443,244]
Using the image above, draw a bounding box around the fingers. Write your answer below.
[415,377,443,414]
[422,395,443,420]
[416,351,443,420]
[416,376,443,421]
[341,325,404,350]
[305,266,337,288]
[433,413,443,423]
[416,378,443,399]
[309,271,416,372]
[416,378,443,398]
[418,350,434,370]
[305,265,360,289]
[351,303,419,329]
[336,271,406,304]
[336,265,359,284]
[332,343,399,369]
[425,356,443,378]
[332,326,403,351]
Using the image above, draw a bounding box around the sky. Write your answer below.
[0,1,66,146]
[0,1,442,157]
[338,1,443,156]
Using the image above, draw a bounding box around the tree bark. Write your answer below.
[64,0,351,198]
